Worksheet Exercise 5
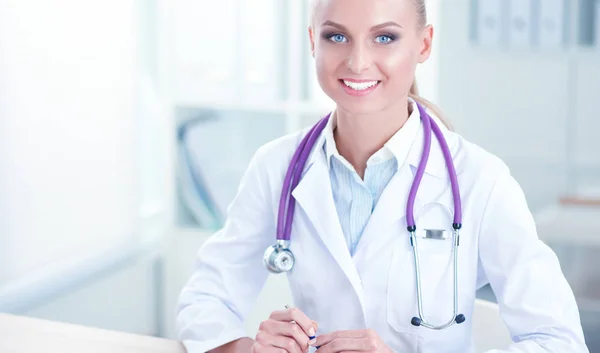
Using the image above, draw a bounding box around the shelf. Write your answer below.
[173,98,334,119]
[578,297,600,314]
[468,0,600,53]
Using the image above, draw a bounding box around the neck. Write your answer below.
[334,97,411,178]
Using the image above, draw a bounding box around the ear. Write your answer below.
[308,26,315,57]
[418,24,434,63]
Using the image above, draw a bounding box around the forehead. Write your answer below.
[312,0,417,27]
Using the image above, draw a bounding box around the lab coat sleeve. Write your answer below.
[478,167,589,353]
[176,147,276,353]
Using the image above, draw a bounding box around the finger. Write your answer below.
[255,330,304,353]
[270,308,316,338]
[260,320,311,350]
[270,307,317,337]
[309,329,366,347]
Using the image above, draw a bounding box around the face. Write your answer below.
[309,0,433,115]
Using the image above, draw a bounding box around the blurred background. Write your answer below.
[0,0,599,351]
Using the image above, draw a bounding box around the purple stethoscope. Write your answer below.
[263,101,466,330]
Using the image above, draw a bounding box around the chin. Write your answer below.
[321,81,389,115]
[333,97,386,115]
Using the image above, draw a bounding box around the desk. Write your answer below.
[0,313,186,353]
[536,198,600,247]
[535,197,600,352]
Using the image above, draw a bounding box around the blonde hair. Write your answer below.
[310,0,452,130]
[409,79,453,131]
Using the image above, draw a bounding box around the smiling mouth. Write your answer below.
[340,79,381,91]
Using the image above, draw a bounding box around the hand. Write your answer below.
[308,329,393,353]
[251,307,318,353]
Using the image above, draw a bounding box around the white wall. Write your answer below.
[0,0,140,285]
[0,1,175,335]
[435,0,600,212]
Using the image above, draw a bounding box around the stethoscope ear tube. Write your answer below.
[405,103,465,330]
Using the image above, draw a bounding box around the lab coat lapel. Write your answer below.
[291,142,366,312]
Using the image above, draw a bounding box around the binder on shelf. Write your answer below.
[475,0,505,48]
[508,0,534,48]
[577,0,596,46]
[595,0,600,48]
[537,0,567,50]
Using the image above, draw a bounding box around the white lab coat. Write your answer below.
[176,113,589,353]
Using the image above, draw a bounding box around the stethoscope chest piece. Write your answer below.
[263,240,295,273]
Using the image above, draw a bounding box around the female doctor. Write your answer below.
[176,0,589,352]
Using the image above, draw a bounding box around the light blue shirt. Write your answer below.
[323,99,421,256]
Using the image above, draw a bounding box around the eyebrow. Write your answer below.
[321,20,403,31]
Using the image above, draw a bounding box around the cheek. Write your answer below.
[314,49,343,84]
[315,44,337,69]
[378,48,418,87]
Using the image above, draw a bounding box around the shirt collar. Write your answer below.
[323,97,422,171]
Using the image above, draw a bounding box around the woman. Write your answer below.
[176,0,589,352]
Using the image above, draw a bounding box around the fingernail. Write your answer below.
[309,327,316,337]
[308,338,316,346]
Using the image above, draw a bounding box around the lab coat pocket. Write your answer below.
[385,239,424,352]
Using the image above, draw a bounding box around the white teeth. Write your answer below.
[343,80,379,90]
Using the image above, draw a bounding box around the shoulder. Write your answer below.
[450,131,509,177]
[426,111,509,184]
[441,129,527,230]
[440,126,512,200]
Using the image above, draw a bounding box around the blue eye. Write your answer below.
[375,35,395,43]
[329,34,347,43]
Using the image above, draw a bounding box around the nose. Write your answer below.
[346,43,372,74]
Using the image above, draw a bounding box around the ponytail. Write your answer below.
[408,80,453,131]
